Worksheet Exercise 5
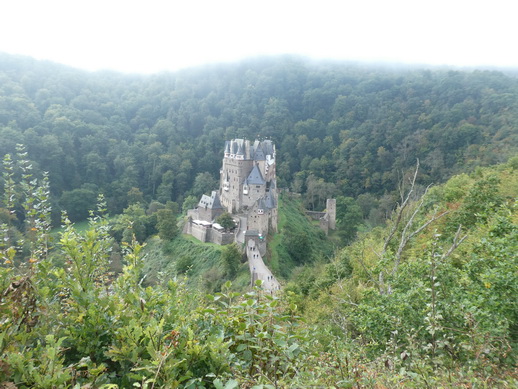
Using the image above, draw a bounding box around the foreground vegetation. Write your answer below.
[1,147,516,387]
[290,159,518,387]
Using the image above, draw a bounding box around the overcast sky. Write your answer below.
[1,0,516,74]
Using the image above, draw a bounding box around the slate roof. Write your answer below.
[198,191,223,209]
[256,192,277,211]
[225,139,274,161]
[264,192,277,209]
[236,141,244,156]
[261,140,274,157]
[229,139,246,157]
[246,165,265,185]
[253,146,265,161]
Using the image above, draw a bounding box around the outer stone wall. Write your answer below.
[211,229,234,245]
[305,211,326,220]
[305,199,337,235]
[184,219,234,245]
[190,223,209,242]
[326,198,336,230]
[319,217,329,235]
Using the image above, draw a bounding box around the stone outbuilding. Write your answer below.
[197,191,224,222]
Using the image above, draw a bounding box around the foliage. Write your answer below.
[220,243,241,279]
[215,212,235,231]
[304,174,337,211]
[297,161,518,384]
[1,54,518,223]
[140,234,224,290]
[335,195,363,244]
[0,154,517,387]
[156,208,178,241]
[110,203,157,244]
[269,194,335,278]
[182,195,199,213]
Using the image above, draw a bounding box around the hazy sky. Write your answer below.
[1,0,516,74]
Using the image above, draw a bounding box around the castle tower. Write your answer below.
[219,139,277,235]
[219,139,254,212]
[326,198,336,230]
[190,138,278,244]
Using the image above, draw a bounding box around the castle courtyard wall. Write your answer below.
[211,229,234,245]
[190,223,209,243]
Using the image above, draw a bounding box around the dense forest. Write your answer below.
[1,53,517,387]
[1,53,517,221]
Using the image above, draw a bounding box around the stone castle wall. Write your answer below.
[220,157,254,212]
[326,198,336,230]
[319,217,329,235]
[184,219,233,245]
[189,223,208,242]
[304,199,337,235]
[305,211,327,220]
[211,229,234,245]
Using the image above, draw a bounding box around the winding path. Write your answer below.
[246,239,280,292]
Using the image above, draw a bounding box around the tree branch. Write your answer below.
[442,224,468,260]
[383,159,420,254]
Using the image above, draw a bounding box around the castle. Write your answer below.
[185,139,278,246]
[185,138,335,292]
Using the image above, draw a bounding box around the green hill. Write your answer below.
[1,53,517,222]
[290,159,518,385]
[267,192,335,278]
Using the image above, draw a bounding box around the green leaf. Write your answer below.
[224,379,239,389]
[236,344,248,351]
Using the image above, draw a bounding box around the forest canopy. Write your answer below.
[1,53,517,222]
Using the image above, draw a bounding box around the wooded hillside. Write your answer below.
[1,53,517,387]
[1,53,517,222]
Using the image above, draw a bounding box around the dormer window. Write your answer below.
[257,208,264,215]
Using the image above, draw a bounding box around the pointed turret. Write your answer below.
[246,164,265,185]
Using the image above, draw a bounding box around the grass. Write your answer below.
[51,220,90,235]
[141,234,224,289]
[268,193,335,279]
